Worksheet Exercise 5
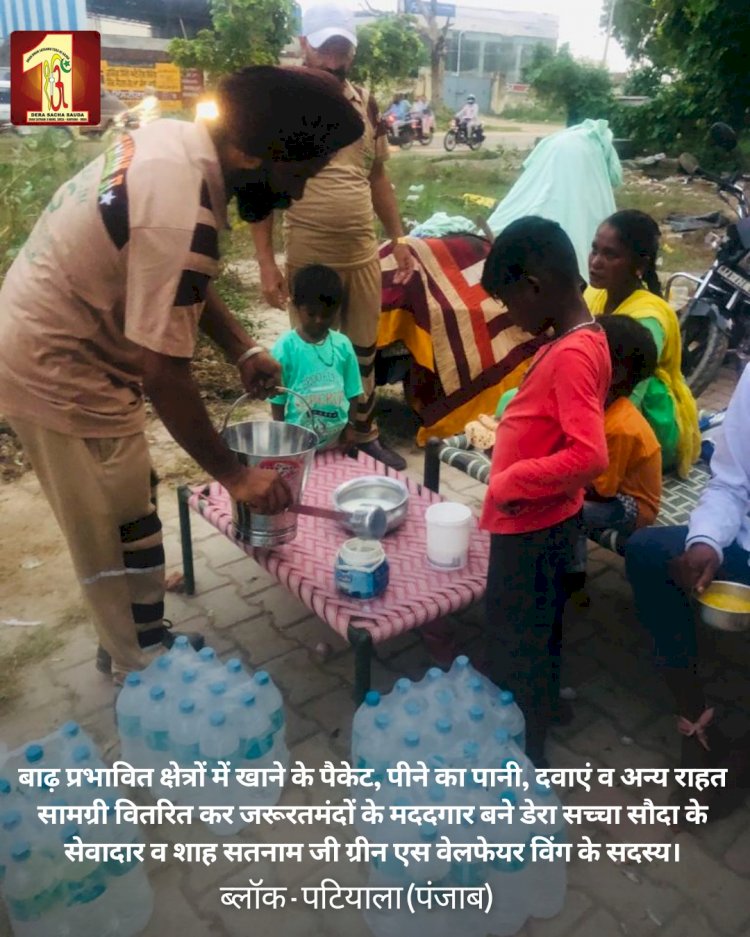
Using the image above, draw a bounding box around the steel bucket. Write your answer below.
[221,390,320,547]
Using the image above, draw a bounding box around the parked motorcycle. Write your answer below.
[385,113,415,150]
[443,118,485,152]
[668,123,750,396]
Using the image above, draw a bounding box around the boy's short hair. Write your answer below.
[599,315,658,396]
[481,216,580,297]
[292,264,344,312]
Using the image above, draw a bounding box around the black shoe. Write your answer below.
[358,439,407,471]
[95,621,205,676]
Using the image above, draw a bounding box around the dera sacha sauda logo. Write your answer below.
[10,31,101,126]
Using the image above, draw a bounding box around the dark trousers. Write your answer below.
[625,525,750,669]
[484,518,577,760]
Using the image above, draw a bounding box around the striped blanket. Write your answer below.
[378,234,542,444]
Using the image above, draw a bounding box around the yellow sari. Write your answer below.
[585,287,700,478]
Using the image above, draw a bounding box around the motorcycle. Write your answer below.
[443,118,485,152]
[407,109,434,147]
[385,113,415,150]
[668,123,750,396]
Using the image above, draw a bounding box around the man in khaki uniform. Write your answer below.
[0,66,363,684]
[252,3,415,471]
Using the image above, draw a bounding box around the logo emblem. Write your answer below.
[10,31,100,126]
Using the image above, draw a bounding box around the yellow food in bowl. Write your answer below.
[701,592,750,613]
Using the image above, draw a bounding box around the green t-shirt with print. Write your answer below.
[270,329,363,450]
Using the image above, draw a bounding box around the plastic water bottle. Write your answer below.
[253,671,284,733]
[359,712,391,779]
[399,731,420,767]
[4,841,59,937]
[166,634,196,666]
[491,690,526,751]
[199,711,243,835]
[196,647,223,683]
[141,654,174,691]
[141,685,171,794]
[484,789,530,937]
[493,728,533,780]
[233,692,272,762]
[22,745,56,803]
[352,690,381,761]
[418,667,447,707]
[224,658,247,693]
[171,699,200,767]
[526,780,567,919]
[116,673,149,767]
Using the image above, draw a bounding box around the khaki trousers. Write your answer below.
[287,257,381,444]
[9,417,165,677]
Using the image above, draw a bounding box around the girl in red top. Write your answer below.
[480,216,611,767]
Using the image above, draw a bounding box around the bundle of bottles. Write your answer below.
[351,656,567,937]
[0,723,152,937]
[116,638,290,834]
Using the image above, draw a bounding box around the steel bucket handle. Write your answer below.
[221,388,324,438]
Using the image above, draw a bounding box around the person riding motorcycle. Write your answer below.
[455,94,479,138]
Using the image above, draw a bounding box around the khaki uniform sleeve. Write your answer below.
[124,162,219,359]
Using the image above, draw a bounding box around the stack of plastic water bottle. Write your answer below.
[352,656,566,937]
[116,638,289,835]
[0,722,153,937]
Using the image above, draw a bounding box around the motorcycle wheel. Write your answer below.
[443,130,457,152]
[680,315,730,398]
[419,130,434,146]
[468,136,483,151]
[399,135,414,151]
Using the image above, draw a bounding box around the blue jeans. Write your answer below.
[625,526,750,669]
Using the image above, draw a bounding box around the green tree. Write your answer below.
[169,0,296,81]
[524,44,615,126]
[350,16,426,90]
[604,0,750,150]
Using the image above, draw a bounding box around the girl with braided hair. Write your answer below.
[585,209,700,477]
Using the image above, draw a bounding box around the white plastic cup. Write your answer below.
[425,502,473,570]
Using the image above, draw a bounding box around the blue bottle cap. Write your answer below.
[226,658,243,674]
[199,647,216,662]
[404,700,421,717]
[455,655,470,668]
[404,731,420,747]
[240,691,257,707]
[11,842,31,862]
[179,699,195,715]
[125,673,142,687]
[182,668,198,684]
[61,721,80,739]
[0,778,12,796]
[364,690,381,707]
[24,744,43,764]
[72,744,91,763]
[1,810,22,831]
[209,711,226,728]
[534,780,553,796]
[464,741,479,759]
[174,636,190,649]
[150,685,165,702]
[209,681,228,696]
[469,705,485,722]
[395,678,412,693]
[499,790,517,807]
[435,689,453,707]
[156,657,172,671]
[500,690,514,706]
[495,728,510,744]
[427,667,442,681]
[435,718,452,734]
[61,822,79,841]
[374,713,391,730]
[255,671,270,686]
[420,824,438,840]
[468,676,483,692]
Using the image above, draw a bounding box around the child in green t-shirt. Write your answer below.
[270,265,363,450]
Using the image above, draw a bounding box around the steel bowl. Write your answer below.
[697,581,750,633]
[332,475,409,535]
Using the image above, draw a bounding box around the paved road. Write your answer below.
[395,120,563,157]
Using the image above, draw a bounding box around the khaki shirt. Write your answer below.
[283,82,389,270]
[0,120,227,437]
